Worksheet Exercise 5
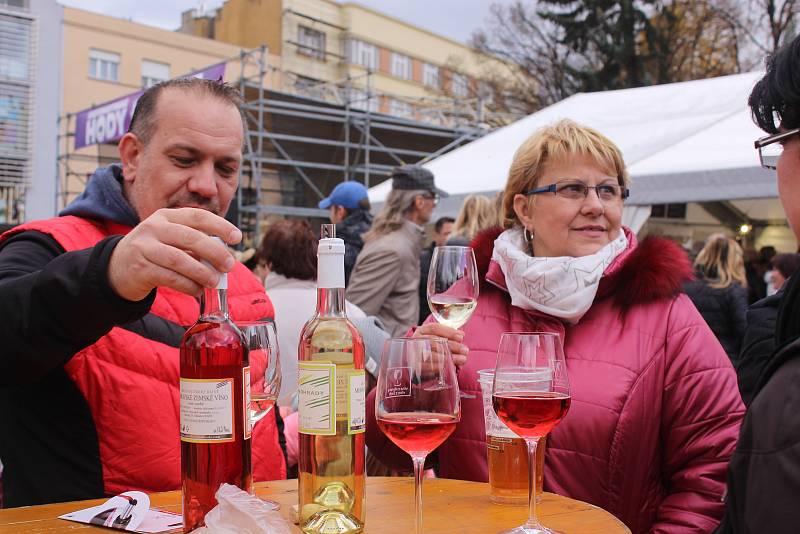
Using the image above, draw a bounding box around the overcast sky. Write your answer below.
[57,0,515,44]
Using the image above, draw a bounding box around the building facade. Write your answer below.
[179,0,512,126]
[59,6,284,209]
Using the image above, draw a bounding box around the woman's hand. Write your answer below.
[414,323,469,368]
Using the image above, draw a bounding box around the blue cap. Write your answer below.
[318,181,369,210]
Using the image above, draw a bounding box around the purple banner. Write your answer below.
[74,62,227,150]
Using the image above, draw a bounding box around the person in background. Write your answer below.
[318,181,372,285]
[719,35,800,532]
[446,194,498,246]
[771,253,800,292]
[684,234,749,363]
[418,216,454,323]
[366,120,743,533]
[0,78,285,507]
[347,165,448,336]
[736,252,800,407]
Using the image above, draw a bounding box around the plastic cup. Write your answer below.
[478,368,549,505]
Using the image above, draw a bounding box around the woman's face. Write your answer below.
[513,155,624,258]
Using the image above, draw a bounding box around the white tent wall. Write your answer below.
[369,71,796,246]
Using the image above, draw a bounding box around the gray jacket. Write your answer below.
[346,220,424,336]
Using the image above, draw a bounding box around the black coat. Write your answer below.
[684,276,748,362]
[736,289,782,407]
[336,209,372,285]
[717,272,800,533]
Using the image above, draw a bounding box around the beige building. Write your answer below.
[60,6,283,207]
[179,0,513,124]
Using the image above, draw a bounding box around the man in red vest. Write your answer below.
[0,78,285,507]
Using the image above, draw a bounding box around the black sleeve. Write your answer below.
[728,284,749,360]
[0,230,155,385]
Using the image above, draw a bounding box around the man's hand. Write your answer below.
[107,208,242,301]
[414,322,469,368]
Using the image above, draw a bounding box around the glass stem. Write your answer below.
[411,454,426,534]
[524,438,542,528]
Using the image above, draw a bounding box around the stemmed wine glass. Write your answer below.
[375,337,461,534]
[427,246,479,398]
[237,319,282,509]
[427,246,479,329]
[492,333,571,534]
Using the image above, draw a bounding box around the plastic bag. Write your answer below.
[191,484,291,534]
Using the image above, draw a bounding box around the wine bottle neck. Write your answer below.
[201,286,229,319]
[316,287,346,317]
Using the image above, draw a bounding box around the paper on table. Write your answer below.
[58,491,182,534]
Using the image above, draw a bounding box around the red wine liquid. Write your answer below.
[377,412,458,455]
[181,321,251,533]
[492,391,570,438]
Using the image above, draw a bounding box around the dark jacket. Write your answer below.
[684,274,748,362]
[736,289,782,406]
[418,243,434,323]
[336,209,372,285]
[717,271,800,533]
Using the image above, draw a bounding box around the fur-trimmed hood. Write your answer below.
[470,226,693,315]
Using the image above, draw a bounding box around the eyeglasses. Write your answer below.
[754,128,800,170]
[423,192,440,206]
[525,180,629,202]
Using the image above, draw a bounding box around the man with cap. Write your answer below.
[346,165,448,336]
[318,181,372,284]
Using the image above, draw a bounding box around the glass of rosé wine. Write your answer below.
[492,333,570,534]
[376,337,461,534]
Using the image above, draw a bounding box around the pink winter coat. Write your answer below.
[366,227,744,533]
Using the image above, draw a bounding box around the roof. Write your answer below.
[368,71,776,207]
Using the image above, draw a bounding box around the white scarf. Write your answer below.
[491,227,629,324]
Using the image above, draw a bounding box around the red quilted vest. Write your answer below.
[2,216,286,495]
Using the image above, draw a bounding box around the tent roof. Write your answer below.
[368,71,774,207]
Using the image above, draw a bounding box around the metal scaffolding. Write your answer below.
[56,47,491,246]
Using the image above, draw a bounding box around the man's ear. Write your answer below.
[118,132,143,183]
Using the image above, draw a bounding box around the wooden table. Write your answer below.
[0,477,630,533]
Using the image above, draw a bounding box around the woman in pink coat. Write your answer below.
[365,120,745,533]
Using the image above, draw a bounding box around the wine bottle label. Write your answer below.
[179,378,235,443]
[298,362,336,436]
[243,367,252,440]
[348,371,366,434]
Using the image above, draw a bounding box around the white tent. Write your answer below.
[368,71,781,232]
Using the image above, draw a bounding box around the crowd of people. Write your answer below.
[3,33,800,534]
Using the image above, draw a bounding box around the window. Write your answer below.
[390,52,411,79]
[89,49,120,82]
[422,63,439,88]
[650,203,687,219]
[477,81,494,104]
[451,73,469,97]
[349,88,379,112]
[298,25,326,60]
[141,60,169,88]
[348,39,378,70]
[389,98,412,118]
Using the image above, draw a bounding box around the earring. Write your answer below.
[523,227,533,242]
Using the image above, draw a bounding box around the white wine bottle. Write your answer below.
[298,224,366,534]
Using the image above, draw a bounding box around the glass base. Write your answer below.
[498,525,564,534]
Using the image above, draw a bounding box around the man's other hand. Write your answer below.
[107,208,242,301]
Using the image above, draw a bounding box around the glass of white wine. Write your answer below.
[427,246,479,328]
[427,246,479,398]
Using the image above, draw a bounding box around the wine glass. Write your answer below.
[427,246,479,398]
[238,320,282,425]
[237,319,282,510]
[492,333,571,534]
[427,246,479,329]
[375,337,461,534]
